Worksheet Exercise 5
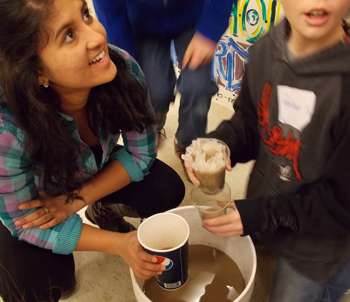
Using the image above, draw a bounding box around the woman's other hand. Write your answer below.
[202,202,243,237]
[15,192,85,229]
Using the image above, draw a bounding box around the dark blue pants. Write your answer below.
[135,27,219,149]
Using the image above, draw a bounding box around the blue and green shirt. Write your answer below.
[0,47,156,255]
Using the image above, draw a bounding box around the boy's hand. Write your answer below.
[202,202,244,237]
[184,159,232,188]
[182,31,217,70]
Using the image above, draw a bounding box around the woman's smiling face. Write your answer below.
[38,0,117,96]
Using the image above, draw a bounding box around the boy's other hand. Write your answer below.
[202,202,244,237]
[182,31,217,70]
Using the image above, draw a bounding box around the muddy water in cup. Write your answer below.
[143,244,245,302]
[193,149,226,193]
[195,168,226,193]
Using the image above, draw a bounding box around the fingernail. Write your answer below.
[15,221,20,226]
[18,205,24,210]
[23,225,28,229]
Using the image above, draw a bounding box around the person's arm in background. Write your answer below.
[92,0,136,57]
[182,0,238,70]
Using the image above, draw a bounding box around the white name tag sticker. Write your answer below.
[277,85,316,131]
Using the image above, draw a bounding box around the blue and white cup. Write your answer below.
[138,213,190,290]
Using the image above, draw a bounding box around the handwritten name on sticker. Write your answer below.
[277,85,316,132]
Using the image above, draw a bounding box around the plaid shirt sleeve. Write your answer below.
[109,46,157,181]
[0,109,82,254]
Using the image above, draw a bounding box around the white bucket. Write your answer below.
[130,205,257,302]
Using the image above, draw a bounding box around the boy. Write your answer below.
[186,0,350,301]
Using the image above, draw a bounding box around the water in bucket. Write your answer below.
[130,206,257,302]
[143,244,245,302]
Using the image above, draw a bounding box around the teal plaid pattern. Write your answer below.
[0,47,156,254]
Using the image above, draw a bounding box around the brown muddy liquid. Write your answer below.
[194,168,225,193]
[143,244,245,302]
[192,150,226,193]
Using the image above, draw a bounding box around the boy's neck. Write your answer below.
[287,23,345,58]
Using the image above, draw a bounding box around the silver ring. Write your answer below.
[44,207,49,214]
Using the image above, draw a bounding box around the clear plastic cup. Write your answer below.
[184,138,230,194]
[190,183,231,220]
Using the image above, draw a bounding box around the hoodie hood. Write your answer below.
[270,18,350,75]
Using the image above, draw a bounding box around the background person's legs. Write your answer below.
[174,27,219,150]
[0,222,75,302]
[135,36,177,133]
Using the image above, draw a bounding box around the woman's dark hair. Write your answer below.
[0,0,154,201]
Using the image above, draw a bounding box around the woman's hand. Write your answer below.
[15,192,85,229]
[117,231,165,280]
[184,159,232,188]
[202,202,244,237]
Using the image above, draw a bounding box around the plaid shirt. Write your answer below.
[0,47,156,255]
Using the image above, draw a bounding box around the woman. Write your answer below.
[0,0,185,301]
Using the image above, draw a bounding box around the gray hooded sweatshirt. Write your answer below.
[208,18,350,281]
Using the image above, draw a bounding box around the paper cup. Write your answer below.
[191,183,231,220]
[138,213,190,290]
